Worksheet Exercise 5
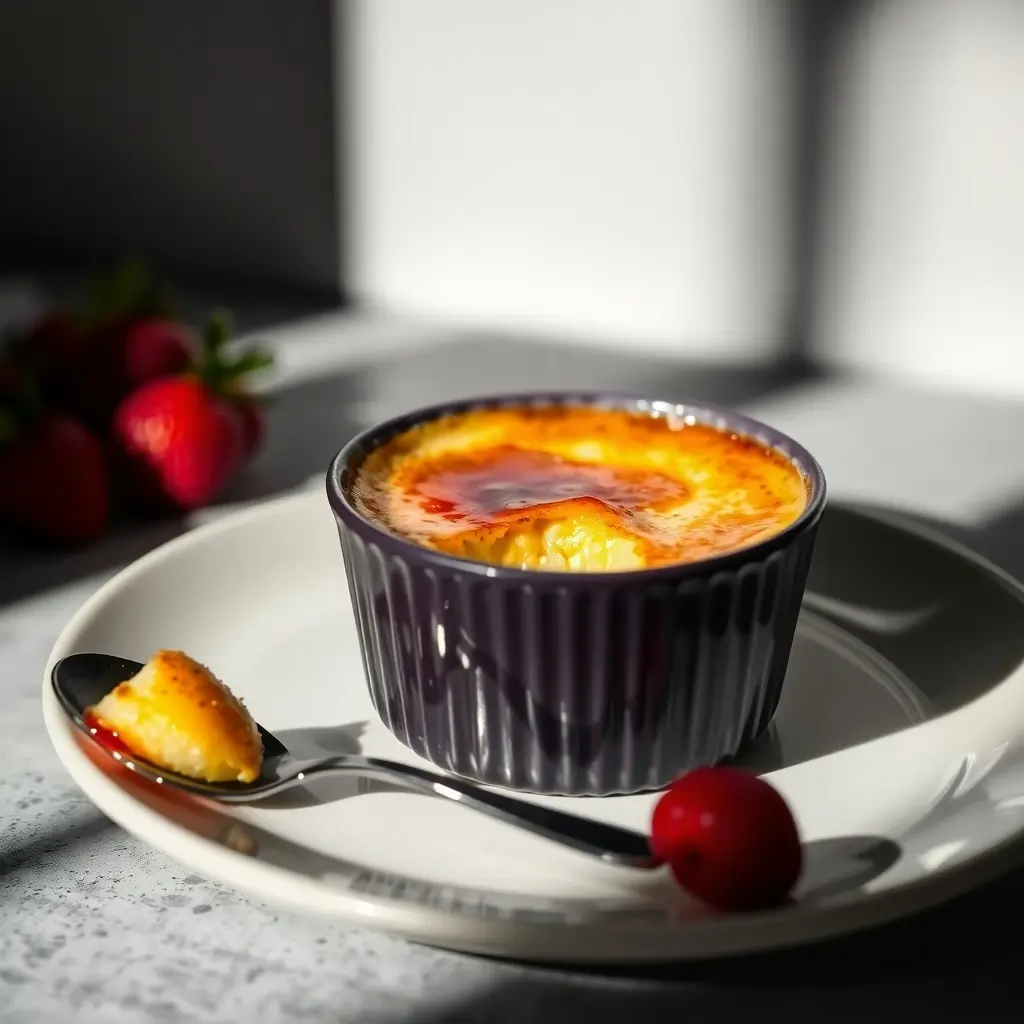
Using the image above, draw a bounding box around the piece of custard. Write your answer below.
[351,405,809,572]
[86,650,263,783]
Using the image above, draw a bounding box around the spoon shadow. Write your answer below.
[253,721,371,809]
[563,833,904,913]
[722,724,785,775]
[256,722,787,811]
[797,834,901,902]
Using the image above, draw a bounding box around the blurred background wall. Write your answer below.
[344,0,796,363]
[814,0,1024,395]
[0,0,1021,388]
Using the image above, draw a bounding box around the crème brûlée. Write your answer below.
[85,650,264,783]
[351,405,810,572]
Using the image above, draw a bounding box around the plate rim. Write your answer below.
[40,489,1024,962]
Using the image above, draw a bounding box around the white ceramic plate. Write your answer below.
[43,491,1024,963]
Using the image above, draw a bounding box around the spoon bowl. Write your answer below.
[52,652,658,869]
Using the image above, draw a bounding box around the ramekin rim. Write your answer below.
[325,390,827,582]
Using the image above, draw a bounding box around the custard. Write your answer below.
[86,650,264,783]
[352,405,809,572]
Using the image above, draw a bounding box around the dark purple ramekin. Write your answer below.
[326,393,826,797]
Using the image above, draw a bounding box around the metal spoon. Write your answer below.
[52,652,658,870]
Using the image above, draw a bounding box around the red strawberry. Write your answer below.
[34,317,197,432]
[0,412,110,545]
[10,265,185,431]
[112,310,272,513]
[39,317,129,428]
[113,376,245,511]
[234,395,267,461]
[122,318,195,388]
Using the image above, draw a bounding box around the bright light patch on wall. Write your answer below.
[344,0,795,362]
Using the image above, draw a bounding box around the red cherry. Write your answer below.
[650,766,802,911]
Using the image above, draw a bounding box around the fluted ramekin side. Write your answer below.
[334,505,821,796]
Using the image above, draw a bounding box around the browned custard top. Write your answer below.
[351,405,809,572]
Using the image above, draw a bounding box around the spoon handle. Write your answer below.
[292,754,659,870]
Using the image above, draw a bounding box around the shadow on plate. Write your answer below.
[195,798,902,927]
[804,501,1024,717]
[797,834,901,902]
[254,720,371,809]
[736,500,1024,776]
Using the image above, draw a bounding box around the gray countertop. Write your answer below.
[4,316,1024,1022]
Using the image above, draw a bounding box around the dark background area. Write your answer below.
[0,0,342,303]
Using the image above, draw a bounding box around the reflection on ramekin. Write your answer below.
[327,393,826,797]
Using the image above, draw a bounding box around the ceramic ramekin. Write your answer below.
[326,393,826,796]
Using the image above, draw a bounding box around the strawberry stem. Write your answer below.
[195,309,273,397]
[202,308,233,360]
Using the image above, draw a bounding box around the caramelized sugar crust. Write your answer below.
[351,405,809,572]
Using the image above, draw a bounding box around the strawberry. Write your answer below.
[113,376,245,512]
[9,311,88,382]
[0,374,110,545]
[122,318,195,388]
[10,264,187,431]
[112,310,272,513]
[234,394,267,461]
[31,315,196,433]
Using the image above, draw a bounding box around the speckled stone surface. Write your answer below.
[5,329,1024,1022]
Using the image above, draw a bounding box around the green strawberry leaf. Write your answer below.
[195,310,274,397]
[224,350,275,376]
